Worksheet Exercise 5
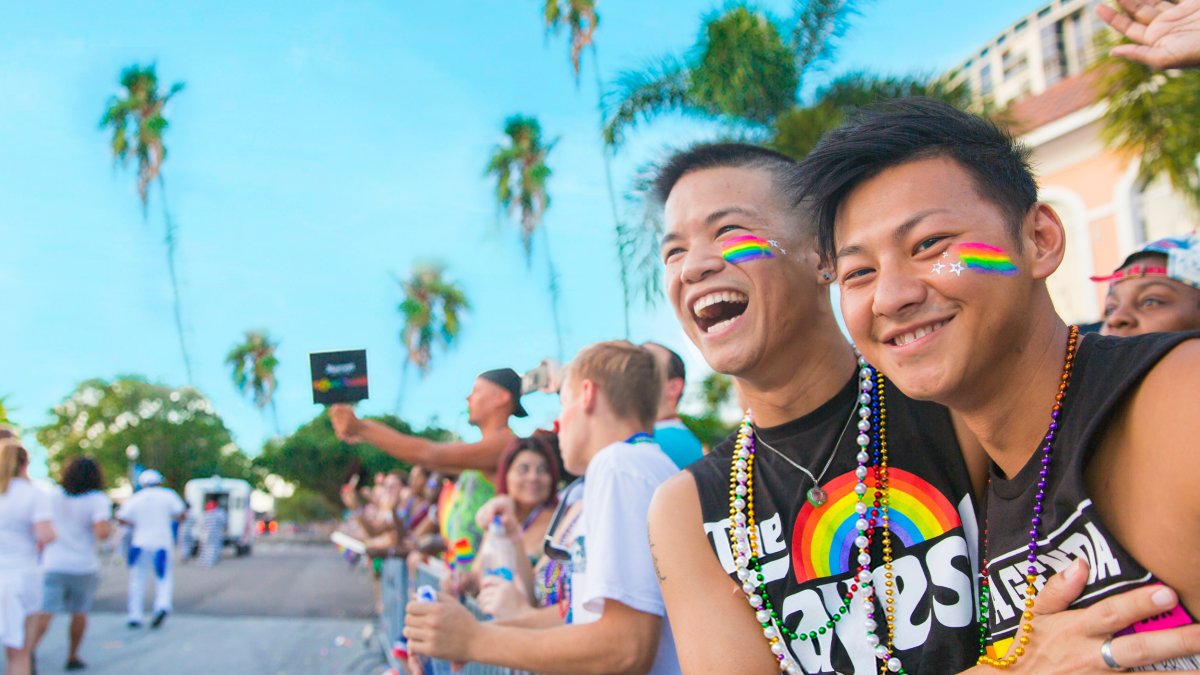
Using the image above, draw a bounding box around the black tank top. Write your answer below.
[688,373,979,674]
[983,331,1200,670]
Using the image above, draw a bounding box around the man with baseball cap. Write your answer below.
[1092,234,1200,336]
[330,368,524,566]
[116,470,185,629]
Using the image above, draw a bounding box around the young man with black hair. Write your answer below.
[642,342,704,467]
[645,142,987,674]
[801,97,1200,670]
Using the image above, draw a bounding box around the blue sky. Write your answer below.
[2,1,1048,473]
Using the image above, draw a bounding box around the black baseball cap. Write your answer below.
[478,368,528,418]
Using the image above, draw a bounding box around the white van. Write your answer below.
[184,476,255,556]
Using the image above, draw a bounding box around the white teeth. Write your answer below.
[706,317,738,334]
[891,320,948,346]
[692,290,749,316]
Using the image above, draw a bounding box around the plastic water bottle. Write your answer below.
[477,514,517,582]
[412,585,438,671]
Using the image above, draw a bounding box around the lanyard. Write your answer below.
[625,432,654,445]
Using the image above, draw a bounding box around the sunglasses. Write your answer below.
[543,477,585,561]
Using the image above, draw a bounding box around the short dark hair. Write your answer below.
[797,98,1038,264]
[652,143,808,213]
[62,456,104,495]
[643,342,686,383]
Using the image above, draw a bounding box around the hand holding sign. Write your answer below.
[330,404,364,443]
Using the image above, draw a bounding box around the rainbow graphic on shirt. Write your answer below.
[722,235,775,264]
[955,242,1017,275]
[791,467,961,584]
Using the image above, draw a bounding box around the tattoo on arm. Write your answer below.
[649,531,667,583]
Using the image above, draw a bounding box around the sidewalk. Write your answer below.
[9,612,384,675]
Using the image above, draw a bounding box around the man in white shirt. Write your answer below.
[117,470,185,629]
[405,341,683,674]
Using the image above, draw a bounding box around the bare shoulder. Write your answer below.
[650,470,700,519]
[1121,337,1200,491]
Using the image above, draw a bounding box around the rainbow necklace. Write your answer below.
[976,325,1079,668]
[728,357,904,674]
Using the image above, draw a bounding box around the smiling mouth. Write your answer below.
[692,291,749,334]
[888,318,951,347]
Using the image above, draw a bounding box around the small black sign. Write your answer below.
[310,350,369,404]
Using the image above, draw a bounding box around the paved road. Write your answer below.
[93,540,375,619]
[5,542,393,675]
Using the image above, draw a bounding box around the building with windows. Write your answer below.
[949,0,1198,324]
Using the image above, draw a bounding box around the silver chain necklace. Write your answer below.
[754,397,858,507]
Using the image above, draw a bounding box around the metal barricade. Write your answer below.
[377,561,527,675]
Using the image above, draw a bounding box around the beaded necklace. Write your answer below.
[728,358,905,674]
[976,325,1079,669]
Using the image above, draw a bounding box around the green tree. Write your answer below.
[1096,49,1200,207]
[226,330,281,433]
[274,486,339,523]
[398,263,469,377]
[542,0,598,84]
[100,64,192,382]
[254,410,454,507]
[35,377,253,491]
[680,372,738,451]
[602,1,847,147]
[486,115,566,357]
[0,395,11,426]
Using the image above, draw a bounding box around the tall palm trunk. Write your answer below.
[157,176,192,384]
[540,226,566,360]
[590,44,632,338]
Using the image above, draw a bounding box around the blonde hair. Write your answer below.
[0,436,28,495]
[565,341,662,430]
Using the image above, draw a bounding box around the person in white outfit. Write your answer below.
[0,431,55,675]
[30,457,112,671]
[116,470,184,630]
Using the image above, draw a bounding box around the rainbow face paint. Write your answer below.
[954,242,1017,275]
[721,235,775,264]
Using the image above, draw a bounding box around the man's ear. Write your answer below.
[1025,203,1066,281]
[667,377,685,404]
[580,379,598,414]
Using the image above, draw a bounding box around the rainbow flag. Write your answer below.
[722,235,774,264]
[957,242,1017,275]
[450,537,474,566]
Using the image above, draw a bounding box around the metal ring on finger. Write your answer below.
[1101,637,1127,671]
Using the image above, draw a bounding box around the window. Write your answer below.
[980,63,994,96]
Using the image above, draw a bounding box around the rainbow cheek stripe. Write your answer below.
[956,242,1017,275]
[791,467,960,584]
[722,235,775,264]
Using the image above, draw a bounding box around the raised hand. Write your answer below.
[1098,0,1200,69]
[329,403,364,443]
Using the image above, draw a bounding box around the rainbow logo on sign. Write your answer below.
[956,242,1017,275]
[313,376,368,393]
[722,235,775,264]
[791,467,961,584]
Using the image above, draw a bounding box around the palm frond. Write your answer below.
[617,155,670,308]
[602,55,692,147]
[789,0,860,78]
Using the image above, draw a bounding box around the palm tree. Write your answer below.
[541,1,637,337]
[1095,45,1200,207]
[100,64,191,382]
[226,331,281,433]
[397,263,469,376]
[542,0,598,85]
[485,115,566,357]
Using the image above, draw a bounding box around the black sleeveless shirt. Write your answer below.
[688,373,980,674]
[982,332,1200,670]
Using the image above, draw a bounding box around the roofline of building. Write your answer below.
[1018,100,1107,147]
